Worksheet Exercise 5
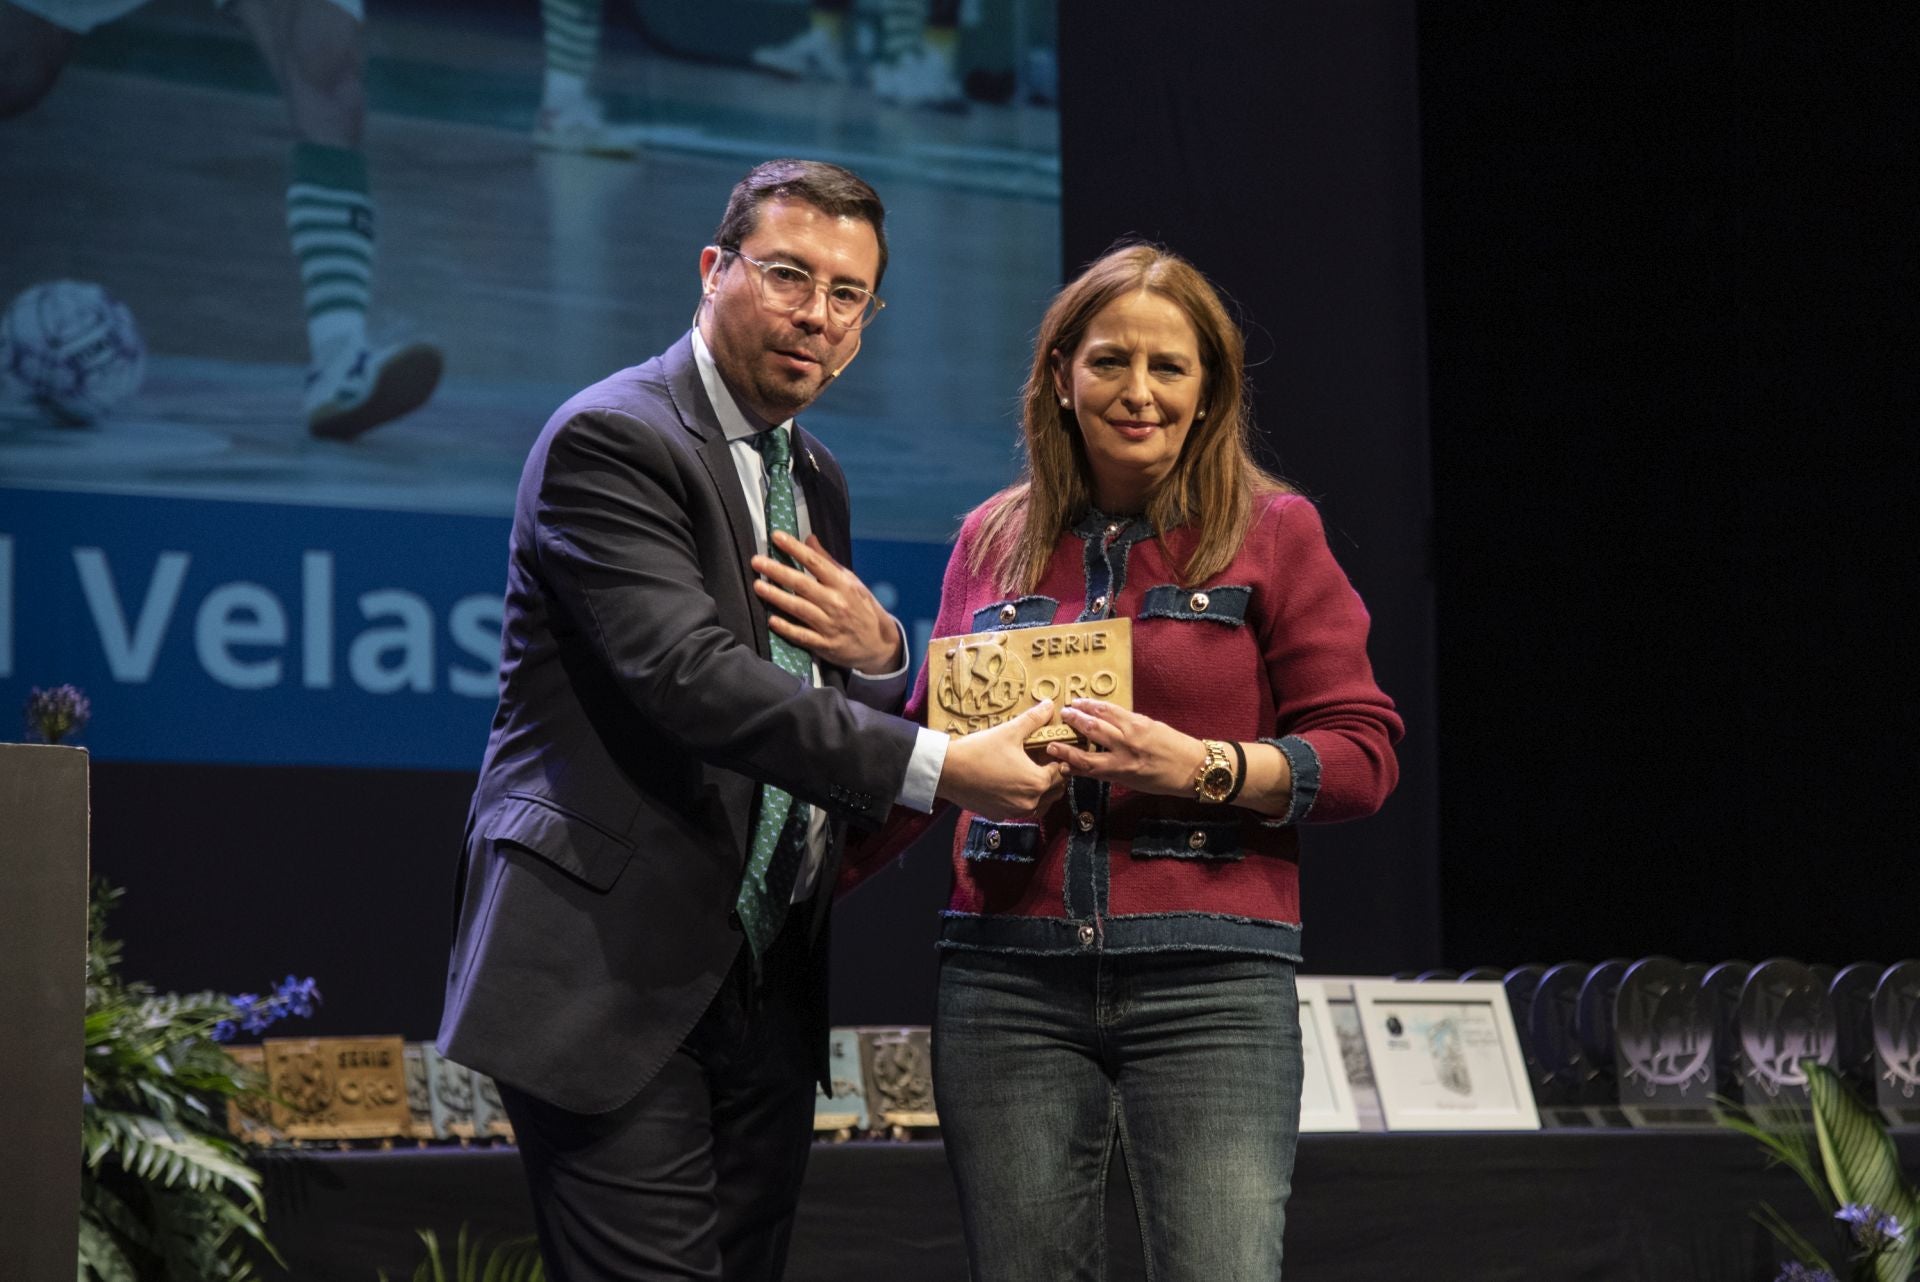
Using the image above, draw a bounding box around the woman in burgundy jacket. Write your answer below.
[845,243,1403,1280]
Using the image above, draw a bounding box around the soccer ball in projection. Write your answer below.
[0,280,147,424]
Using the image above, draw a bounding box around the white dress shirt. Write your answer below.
[691,330,945,901]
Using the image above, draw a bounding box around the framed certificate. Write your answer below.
[1350,980,1541,1131]
[1296,979,1361,1132]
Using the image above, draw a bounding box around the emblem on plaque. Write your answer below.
[929,618,1133,747]
[263,1035,410,1140]
[859,1027,937,1135]
[1738,959,1836,1101]
[1614,957,1715,1120]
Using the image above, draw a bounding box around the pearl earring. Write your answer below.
[1059,398,1070,408]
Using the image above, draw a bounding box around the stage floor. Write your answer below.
[255,1127,1920,1281]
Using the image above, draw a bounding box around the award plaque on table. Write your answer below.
[1572,958,1632,1126]
[927,618,1133,748]
[1315,979,1386,1132]
[1736,958,1837,1112]
[263,1035,411,1140]
[1350,980,1540,1131]
[1613,957,1717,1127]
[1528,962,1608,1125]
[1296,980,1361,1133]
[1872,960,1920,1126]
[858,1026,937,1135]
[403,1042,436,1141]
[1829,961,1883,1095]
[426,1044,477,1141]
[471,1069,515,1141]
[1700,960,1753,1094]
[814,1027,870,1137]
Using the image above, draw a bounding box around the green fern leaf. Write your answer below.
[77,1217,137,1282]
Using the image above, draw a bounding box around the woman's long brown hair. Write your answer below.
[970,243,1288,593]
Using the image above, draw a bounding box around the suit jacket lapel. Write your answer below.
[662,333,771,661]
[792,423,853,693]
[793,424,850,566]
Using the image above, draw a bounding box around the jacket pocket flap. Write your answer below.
[1130,816,1245,861]
[488,793,635,891]
[961,817,1042,863]
[970,595,1059,632]
[1138,584,1251,625]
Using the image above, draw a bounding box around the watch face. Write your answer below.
[1202,766,1234,798]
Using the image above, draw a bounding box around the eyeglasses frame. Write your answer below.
[714,246,887,331]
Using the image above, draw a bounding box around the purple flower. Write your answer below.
[1773,1264,1836,1282]
[273,975,321,1019]
[216,977,322,1041]
[1836,1204,1906,1252]
[24,684,91,744]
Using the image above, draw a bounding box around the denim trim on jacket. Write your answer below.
[970,594,1059,632]
[1138,583,1252,626]
[1261,734,1322,826]
[937,909,1303,961]
[960,817,1042,864]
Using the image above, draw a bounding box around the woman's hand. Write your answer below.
[1045,699,1208,799]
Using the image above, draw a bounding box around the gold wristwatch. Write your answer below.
[1193,739,1237,803]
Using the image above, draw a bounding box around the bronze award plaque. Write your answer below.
[264,1035,411,1140]
[929,618,1133,749]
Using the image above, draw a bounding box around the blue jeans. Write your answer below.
[934,948,1303,1281]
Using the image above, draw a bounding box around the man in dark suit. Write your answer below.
[437,159,1060,1280]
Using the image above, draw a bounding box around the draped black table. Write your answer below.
[255,1129,1920,1281]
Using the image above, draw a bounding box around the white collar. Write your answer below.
[691,328,795,448]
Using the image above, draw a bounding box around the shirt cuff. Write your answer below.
[896,726,948,813]
[851,615,911,682]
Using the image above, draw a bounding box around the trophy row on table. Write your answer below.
[1384,957,1920,1127]
[220,1028,936,1145]
[219,961,1918,1143]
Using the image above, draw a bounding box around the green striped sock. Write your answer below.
[287,142,373,367]
[542,0,600,84]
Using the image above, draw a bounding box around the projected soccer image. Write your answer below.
[0,0,1059,538]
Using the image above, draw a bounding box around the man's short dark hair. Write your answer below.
[713,159,889,288]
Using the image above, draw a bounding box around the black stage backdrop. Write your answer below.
[1420,5,1920,969]
[84,4,1917,1039]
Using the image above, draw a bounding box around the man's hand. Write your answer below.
[752,531,903,672]
[935,702,1071,820]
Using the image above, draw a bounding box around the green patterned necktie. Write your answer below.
[734,425,813,965]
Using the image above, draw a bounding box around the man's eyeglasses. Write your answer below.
[722,248,886,330]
